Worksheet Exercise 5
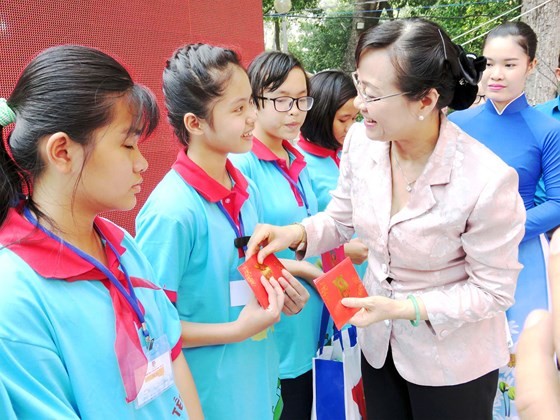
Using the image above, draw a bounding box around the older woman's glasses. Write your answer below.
[257,95,314,112]
[351,71,409,103]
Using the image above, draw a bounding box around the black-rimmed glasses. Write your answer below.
[351,71,409,103]
[257,95,314,112]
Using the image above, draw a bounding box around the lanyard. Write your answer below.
[23,208,154,350]
[271,161,311,216]
[216,201,248,256]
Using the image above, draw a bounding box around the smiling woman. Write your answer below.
[449,21,560,419]
[244,17,525,420]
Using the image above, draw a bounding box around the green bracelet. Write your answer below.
[407,295,420,327]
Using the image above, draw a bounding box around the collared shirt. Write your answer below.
[535,95,560,121]
[302,117,525,386]
[449,93,560,242]
[297,133,341,167]
[251,137,308,207]
[229,137,323,379]
[136,149,280,419]
[0,208,185,418]
[172,149,249,228]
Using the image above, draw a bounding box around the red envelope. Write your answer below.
[314,257,369,330]
[238,253,286,308]
[321,245,346,272]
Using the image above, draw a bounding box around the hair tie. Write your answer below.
[0,98,16,127]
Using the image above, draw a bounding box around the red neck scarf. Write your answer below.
[251,137,308,206]
[172,150,249,227]
[0,207,157,402]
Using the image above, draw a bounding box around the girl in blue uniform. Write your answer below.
[0,45,202,419]
[229,51,324,420]
[449,22,560,419]
[135,44,309,420]
[298,70,368,277]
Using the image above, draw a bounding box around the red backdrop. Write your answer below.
[0,0,264,234]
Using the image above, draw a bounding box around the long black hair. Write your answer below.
[300,70,356,150]
[0,45,159,228]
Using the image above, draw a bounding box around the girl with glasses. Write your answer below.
[245,18,526,419]
[0,45,202,419]
[449,22,560,419]
[229,51,324,420]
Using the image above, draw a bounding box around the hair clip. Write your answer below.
[437,29,448,61]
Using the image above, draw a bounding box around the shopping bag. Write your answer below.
[312,306,367,420]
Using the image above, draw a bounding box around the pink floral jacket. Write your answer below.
[303,116,525,386]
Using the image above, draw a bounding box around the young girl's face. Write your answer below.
[200,65,256,155]
[77,97,148,214]
[482,35,536,110]
[332,97,359,145]
[255,67,309,142]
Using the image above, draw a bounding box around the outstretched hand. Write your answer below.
[245,223,303,263]
[342,296,402,327]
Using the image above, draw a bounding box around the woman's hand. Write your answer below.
[246,223,304,263]
[277,269,310,315]
[342,295,426,327]
[235,276,284,340]
[344,238,368,265]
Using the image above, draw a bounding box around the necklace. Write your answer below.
[392,149,417,192]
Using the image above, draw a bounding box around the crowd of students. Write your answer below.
[0,16,559,420]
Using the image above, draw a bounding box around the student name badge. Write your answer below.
[230,278,252,307]
[135,335,174,409]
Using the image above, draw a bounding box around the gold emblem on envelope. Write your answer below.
[255,262,273,280]
[333,275,350,298]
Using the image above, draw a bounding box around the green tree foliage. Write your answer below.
[263,0,522,73]
[288,1,354,73]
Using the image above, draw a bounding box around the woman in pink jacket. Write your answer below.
[246,18,525,420]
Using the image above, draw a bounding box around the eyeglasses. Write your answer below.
[257,95,314,112]
[351,72,409,103]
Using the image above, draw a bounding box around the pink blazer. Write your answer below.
[303,116,525,386]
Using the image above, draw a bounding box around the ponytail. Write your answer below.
[0,130,22,227]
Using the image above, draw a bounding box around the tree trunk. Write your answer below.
[342,1,392,72]
[522,0,560,105]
